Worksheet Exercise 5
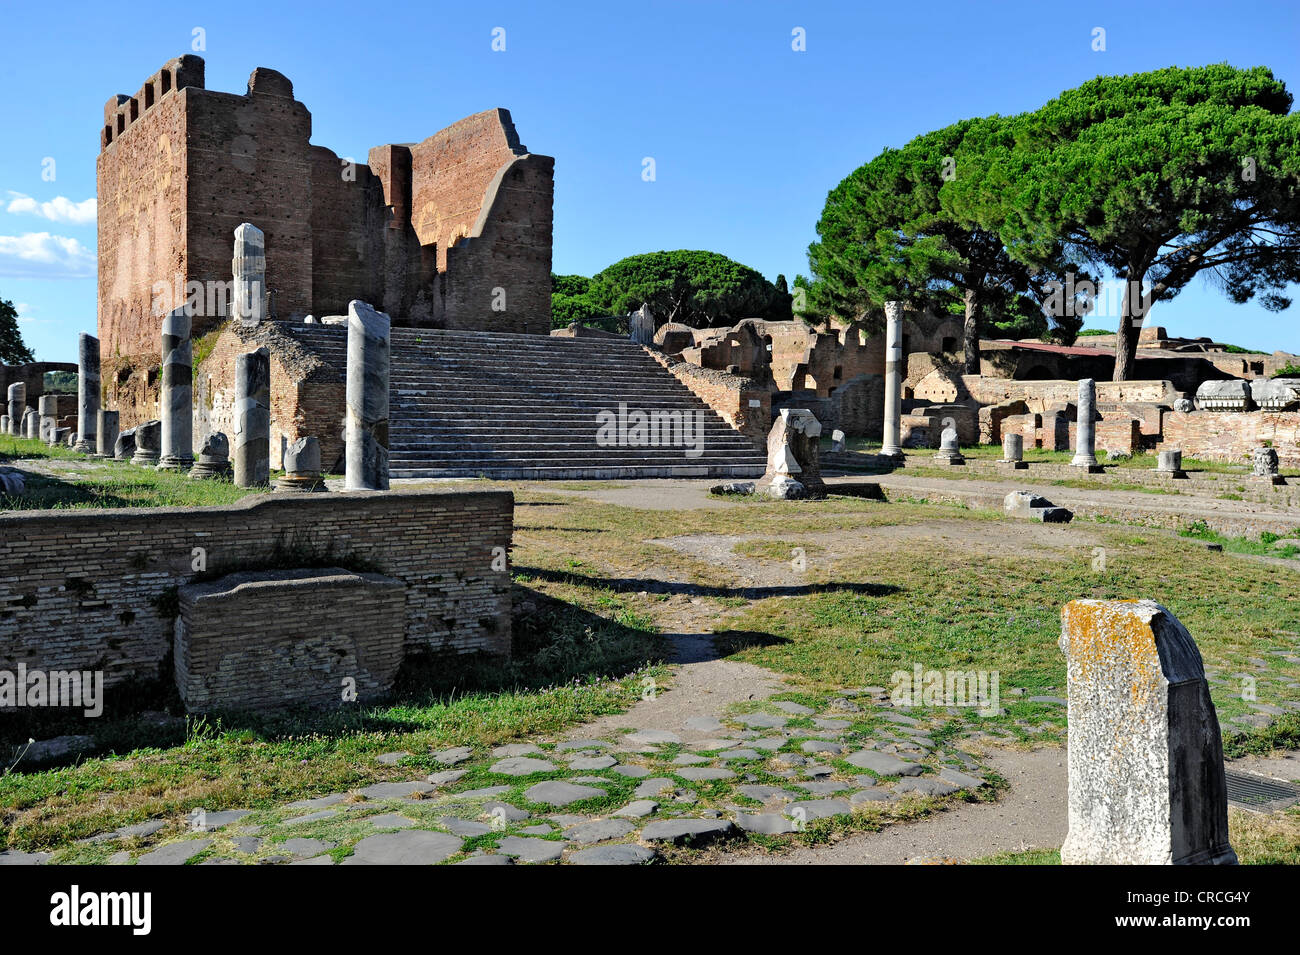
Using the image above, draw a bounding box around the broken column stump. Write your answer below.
[1059,599,1237,865]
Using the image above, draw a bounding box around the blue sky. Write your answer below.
[2,0,1298,363]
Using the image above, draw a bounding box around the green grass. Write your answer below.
[0,436,262,509]
[1180,520,1300,559]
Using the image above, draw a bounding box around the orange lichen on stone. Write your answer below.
[1061,599,1164,707]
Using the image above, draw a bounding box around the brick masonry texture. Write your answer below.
[0,489,513,692]
[98,56,553,420]
[1161,410,1300,466]
[175,568,406,711]
[649,352,769,447]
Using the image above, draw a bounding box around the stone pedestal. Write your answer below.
[1059,599,1237,865]
[830,429,846,453]
[7,383,24,436]
[232,223,266,326]
[189,432,233,480]
[234,348,271,487]
[38,395,58,444]
[1156,449,1186,479]
[276,436,327,492]
[158,308,194,470]
[344,301,391,491]
[629,304,655,346]
[1251,446,1285,485]
[1070,378,1102,472]
[0,415,8,435]
[51,426,72,447]
[97,410,119,459]
[114,428,137,461]
[999,432,1028,470]
[131,420,162,466]
[879,301,904,461]
[74,333,100,454]
[932,425,965,465]
[23,409,39,439]
[756,408,823,499]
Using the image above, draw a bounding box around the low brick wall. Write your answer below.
[648,352,769,447]
[175,568,407,711]
[0,489,513,692]
[1160,410,1300,466]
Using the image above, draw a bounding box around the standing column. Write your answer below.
[74,333,100,454]
[1071,378,1099,470]
[879,301,904,460]
[7,383,25,436]
[232,223,266,327]
[233,348,271,487]
[158,307,194,470]
[38,395,58,443]
[345,300,390,491]
[97,410,119,459]
[23,409,39,439]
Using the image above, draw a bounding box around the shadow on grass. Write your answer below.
[2,584,663,769]
[513,564,901,601]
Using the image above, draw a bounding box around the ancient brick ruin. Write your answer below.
[98,55,554,426]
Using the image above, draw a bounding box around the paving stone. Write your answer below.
[612,765,652,778]
[568,844,658,865]
[853,775,882,788]
[0,850,51,865]
[563,819,636,844]
[439,817,493,837]
[881,711,922,726]
[137,839,212,865]
[845,750,924,776]
[523,781,606,807]
[192,809,252,831]
[496,836,564,863]
[455,786,512,798]
[719,749,763,761]
[689,738,740,751]
[286,793,347,810]
[282,809,339,826]
[572,776,615,784]
[803,764,833,778]
[519,824,553,835]
[341,830,463,865]
[671,753,710,766]
[279,837,335,856]
[736,712,787,729]
[625,729,681,746]
[490,756,558,776]
[771,701,815,715]
[492,743,544,757]
[376,751,410,765]
[106,851,131,865]
[427,770,467,787]
[772,753,806,766]
[633,777,676,798]
[794,780,851,795]
[115,820,168,840]
[613,800,659,819]
[359,781,435,800]
[735,812,799,834]
[850,789,892,803]
[938,768,987,790]
[1029,696,1068,706]
[366,813,416,829]
[556,739,612,751]
[814,718,852,730]
[895,777,961,797]
[683,716,725,733]
[456,854,513,865]
[483,801,530,822]
[432,746,474,766]
[736,784,798,802]
[231,837,262,854]
[547,814,588,826]
[784,799,851,821]
[800,740,843,755]
[641,819,735,845]
[288,854,335,865]
[675,767,735,782]
[750,736,786,751]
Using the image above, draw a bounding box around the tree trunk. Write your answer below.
[1113,273,1143,382]
[962,288,981,375]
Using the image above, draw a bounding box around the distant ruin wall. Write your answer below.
[1160,410,1300,466]
[0,489,513,692]
[649,353,769,446]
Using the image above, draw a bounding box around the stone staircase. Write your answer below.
[278,324,767,480]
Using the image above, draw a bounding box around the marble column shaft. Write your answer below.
[232,223,266,326]
[7,383,24,436]
[1071,378,1098,468]
[159,308,194,469]
[880,301,904,458]
[75,333,100,453]
[344,300,391,491]
[97,410,120,458]
[234,348,271,487]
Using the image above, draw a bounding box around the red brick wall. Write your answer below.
[650,352,769,446]
[1160,410,1300,466]
[0,489,513,691]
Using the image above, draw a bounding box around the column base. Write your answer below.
[188,460,232,480]
[998,460,1029,470]
[157,455,195,471]
[1253,474,1286,486]
[275,474,328,493]
[73,440,97,455]
[1156,468,1188,479]
[131,451,160,467]
[932,451,965,465]
[1071,460,1104,473]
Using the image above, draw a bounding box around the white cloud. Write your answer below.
[6,191,97,225]
[0,232,96,279]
